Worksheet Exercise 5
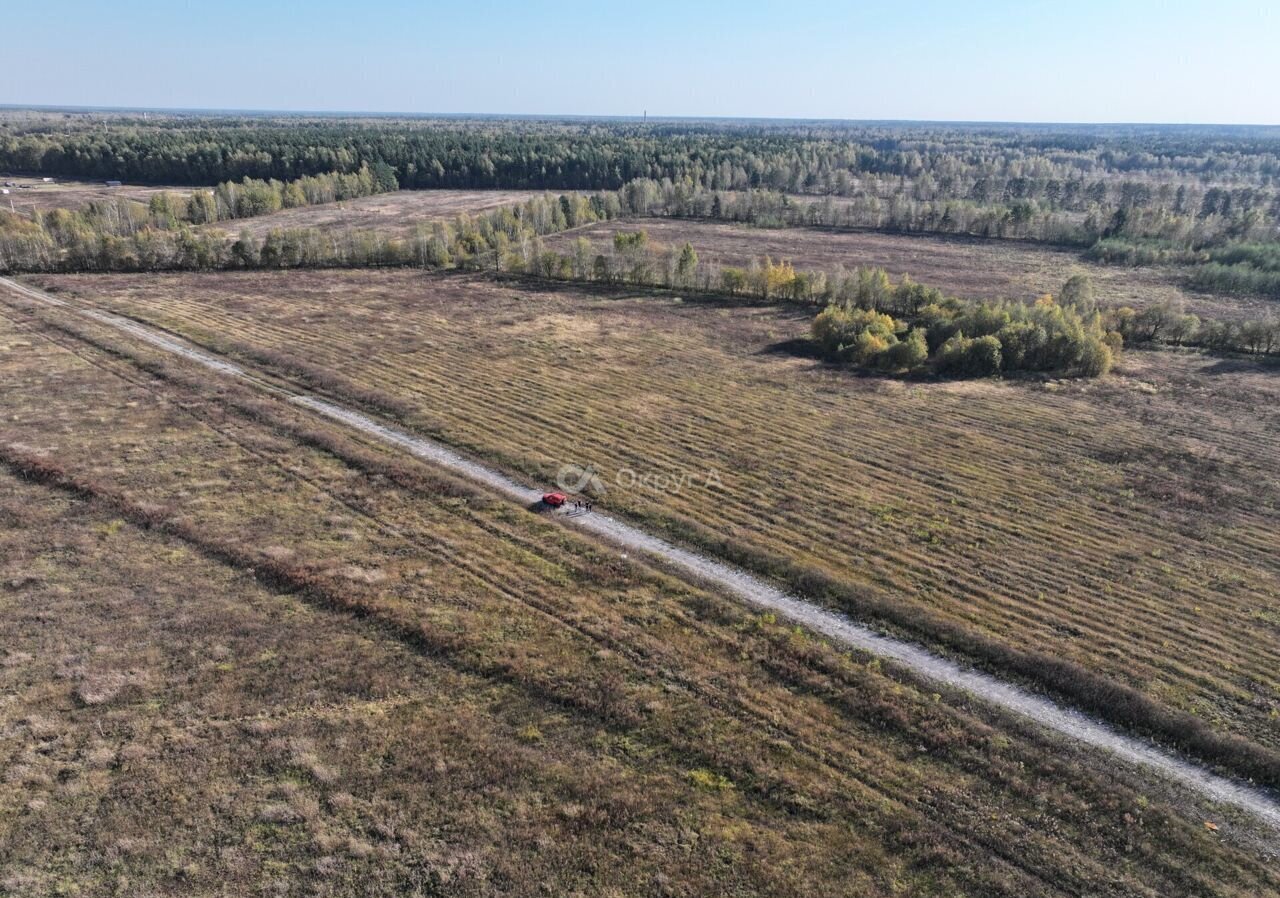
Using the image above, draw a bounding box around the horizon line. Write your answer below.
[1,103,1278,130]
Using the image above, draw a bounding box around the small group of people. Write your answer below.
[572,499,594,513]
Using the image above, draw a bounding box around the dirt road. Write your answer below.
[3,273,1278,833]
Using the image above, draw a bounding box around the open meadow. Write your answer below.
[0,177,192,213]
[22,269,1280,772]
[7,279,1278,895]
[198,189,555,240]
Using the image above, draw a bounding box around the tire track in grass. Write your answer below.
[4,273,1280,832]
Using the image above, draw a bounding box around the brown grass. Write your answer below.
[0,177,193,213]
[29,268,1280,766]
[200,189,561,240]
[3,283,1279,894]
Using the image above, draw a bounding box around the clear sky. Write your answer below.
[4,0,1276,124]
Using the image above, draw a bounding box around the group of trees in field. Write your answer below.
[811,277,1119,378]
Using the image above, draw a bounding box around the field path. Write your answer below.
[4,273,1279,832]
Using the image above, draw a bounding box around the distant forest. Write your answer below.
[3,112,1280,296]
[3,112,1278,199]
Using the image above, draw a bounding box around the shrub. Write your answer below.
[1058,273,1096,313]
[995,321,1047,370]
[1190,261,1280,298]
[812,306,900,362]
[1076,337,1114,377]
[688,768,734,792]
[967,335,1004,376]
[851,329,892,366]
[936,332,1003,377]
[882,328,929,371]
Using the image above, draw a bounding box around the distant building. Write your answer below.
[104,180,122,188]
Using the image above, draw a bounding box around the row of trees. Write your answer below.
[0,187,631,274]
[509,228,1280,365]
[1188,263,1280,300]
[621,179,1280,300]
[0,165,399,270]
[186,163,397,224]
[1108,298,1280,355]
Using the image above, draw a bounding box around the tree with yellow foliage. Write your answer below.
[755,257,797,300]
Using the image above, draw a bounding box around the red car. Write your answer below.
[541,492,568,508]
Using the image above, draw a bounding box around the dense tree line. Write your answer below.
[6,113,1280,294]
[4,113,1278,227]
[190,163,396,223]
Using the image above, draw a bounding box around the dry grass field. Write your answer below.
[28,268,1280,767]
[547,219,1270,320]
[5,284,1277,894]
[199,189,555,240]
[0,177,192,213]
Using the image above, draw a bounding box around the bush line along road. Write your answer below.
[4,273,1278,832]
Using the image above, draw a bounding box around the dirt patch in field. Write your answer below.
[200,189,559,240]
[1,177,193,212]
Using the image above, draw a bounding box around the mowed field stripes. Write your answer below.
[2,276,1280,839]
[8,270,1280,772]
[6,297,1280,893]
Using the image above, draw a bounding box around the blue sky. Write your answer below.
[4,0,1276,123]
